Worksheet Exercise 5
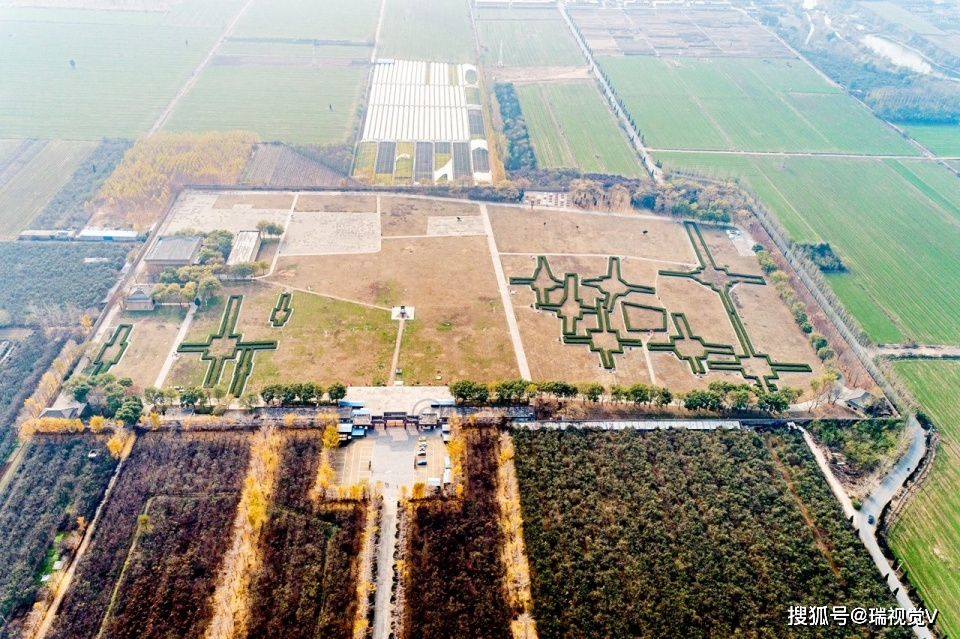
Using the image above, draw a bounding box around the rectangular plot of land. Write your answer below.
[415,142,434,182]
[468,109,485,137]
[452,142,472,179]
[426,215,485,236]
[279,211,380,255]
[472,146,491,173]
[375,141,396,175]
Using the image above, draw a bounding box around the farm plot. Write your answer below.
[231,0,380,43]
[247,433,367,639]
[903,124,960,157]
[888,361,960,638]
[271,236,518,385]
[49,432,251,639]
[515,81,644,177]
[0,0,245,138]
[0,141,96,240]
[0,435,116,629]
[239,144,344,187]
[401,427,512,639]
[475,7,584,68]
[659,153,960,344]
[599,57,917,155]
[164,64,368,145]
[569,5,788,58]
[378,0,474,63]
[512,428,911,639]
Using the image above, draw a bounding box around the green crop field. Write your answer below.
[475,7,583,67]
[219,40,372,59]
[517,81,644,177]
[0,141,95,240]
[903,124,960,157]
[0,0,246,139]
[378,0,474,63]
[231,0,380,43]
[658,152,960,344]
[599,57,918,155]
[889,361,960,638]
[164,64,367,144]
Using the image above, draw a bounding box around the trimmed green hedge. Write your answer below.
[269,292,293,328]
[91,324,132,375]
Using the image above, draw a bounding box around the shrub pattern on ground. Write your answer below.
[176,295,277,396]
[268,292,293,328]
[91,324,132,376]
[512,428,910,639]
[510,221,811,388]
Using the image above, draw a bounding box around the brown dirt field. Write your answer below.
[489,67,590,84]
[295,194,376,213]
[488,206,697,264]
[380,196,479,236]
[269,237,518,384]
[107,307,186,390]
[654,276,741,347]
[256,240,278,265]
[699,226,763,275]
[731,283,822,368]
[213,193,294,209]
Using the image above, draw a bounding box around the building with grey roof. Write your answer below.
[145,236,202,269]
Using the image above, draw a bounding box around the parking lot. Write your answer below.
[333,426,448,490]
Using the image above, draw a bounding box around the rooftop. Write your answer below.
[146,236,202,264]
[226,230,262,266]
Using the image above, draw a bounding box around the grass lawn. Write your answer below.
[600,57,917,155]
[657,153,960,344]
[517,81,644,177]
[0,141,96,240]
[218,41,372,59]
[378,0,474,63]
[475,7,583,67]
[903,123,960,157]
[164,64,368,144]
[889,360,960,638]
[231,0,380,42]
[0,0,244,138]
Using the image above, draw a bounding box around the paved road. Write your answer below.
[153,303,198,388]
[799,420,934,639]
[372,484,398,639]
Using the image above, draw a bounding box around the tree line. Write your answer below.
[451,378,803,416]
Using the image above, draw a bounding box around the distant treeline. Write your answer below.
[494,83,537,172]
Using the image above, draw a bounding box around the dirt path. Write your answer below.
[388,319,405,386]
[873,344,960,358]
[153,302,197,388]
[148,0,258,135]
[479,203,531,380]
[647,148,935,160]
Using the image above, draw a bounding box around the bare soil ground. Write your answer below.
[295,194,376,213]
[655,276,742,347]
[213,193,294,210]
[270,236,518,384]
[380,196,479,237]
[488,206,697,264]
[106,307,186,390]
[488,67,592,84]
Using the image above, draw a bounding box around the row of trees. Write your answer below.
[451,378,804,416]
[494,83,537,172]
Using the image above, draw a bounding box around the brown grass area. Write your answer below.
[699,226,763,275]
[213,193,294,210]
[380,197,480,236]
[488,206,696,263]
[107,307,186,390]
[654,276,741,346]
[295,194,376,213]
[270,237,518,384]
